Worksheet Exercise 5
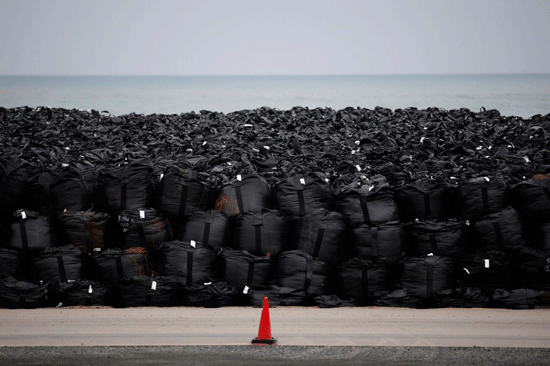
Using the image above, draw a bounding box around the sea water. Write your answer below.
[1,74,549,118]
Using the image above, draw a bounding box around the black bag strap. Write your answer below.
[361,269,369,302]
[305,256,313,292]
[423,193,431,217]
[186,250,194,285]
[429,235,438,256]
[246,259,255,288]
[137,223,148,249]
[115,256,124,283]
[203,222,211,245]
[370,226,378,258]
[360,195,371,224]
[481,187,490,216]
[254,216,263,255]
[235,186,244,214]
[313,228,325,259]
[57,256,68,282]
[426,256,435,298]
[120,166,129,210]
[543,187,550,202]
[120,182,127,210]
[178,185,189,217]
[19,220,29,250]
[297,190,306,216]
[493,222,505,251]
[294,176,306,215]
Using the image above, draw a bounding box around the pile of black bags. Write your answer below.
[1,105,549,309]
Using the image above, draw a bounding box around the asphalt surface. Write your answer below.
[1,307,549,365]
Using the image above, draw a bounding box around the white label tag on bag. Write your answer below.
[88,285,93,294]
[190,240,196,248]
[139,210,145,219]
[243,285,249,294]
[463,268,470,275]
[300,178,306,185]
[151,281,157,290]
[427,253,434,257]
[484,177,490,182]
[237,175,242,181]
[21,211,27,219]
[356,165,362,171]
[484,259,490,268]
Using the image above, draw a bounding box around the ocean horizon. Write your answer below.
[1,74,549,118]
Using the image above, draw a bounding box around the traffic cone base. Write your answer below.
[251,337,277,345]
[251,297,277,345]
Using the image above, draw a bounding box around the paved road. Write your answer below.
[1,306,549,348]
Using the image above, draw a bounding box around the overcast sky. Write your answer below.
[1,0,549,75]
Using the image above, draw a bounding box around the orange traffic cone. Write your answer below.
[251,297,277,345]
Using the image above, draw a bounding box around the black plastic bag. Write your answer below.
[273,173,333,217]
[431,287,490,308]
[396,179,452,222]
[291,209,347,266]
[233,209,289,258]
[96,158,156,213]
[471,207,525,254]
[370,289,428,309]
[408,219,468,261]
[154,240,217,285]
[245,284,306,307]
[351,221,406,265]
[510,247,549,291]
[157,166,217,217]
[0,247,24,278]
[336,257,394,305]
[54,279,113,307]
[90,247,153,287]
[215,174,272,217]
[510,176,550,222]
[276,250,333,298]
[0,276,51,309]
[31,244,86,283]
[219,247,273,293]
[459,251,511,292]
[399,255,455,299]
[0,158,28,220]
[116,275,181,307]
[452,175,509,221]
[491,288,542,309]
[56,210,112,253]
[311,294,358,308]
[336,175,399,226]
[175,209,229,253]
[4,209,55,252]
[181,281,239,307]
[117,208,173,254]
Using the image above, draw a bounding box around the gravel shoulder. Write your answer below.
[1,345,550,366]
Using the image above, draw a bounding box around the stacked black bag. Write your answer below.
[154,240,217,285]
[157,166,217,218]
[56,210,112,253]
[233,209,289,258]
[175,210,229,252]
[215,174,272,217]
[96,158,156,213]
